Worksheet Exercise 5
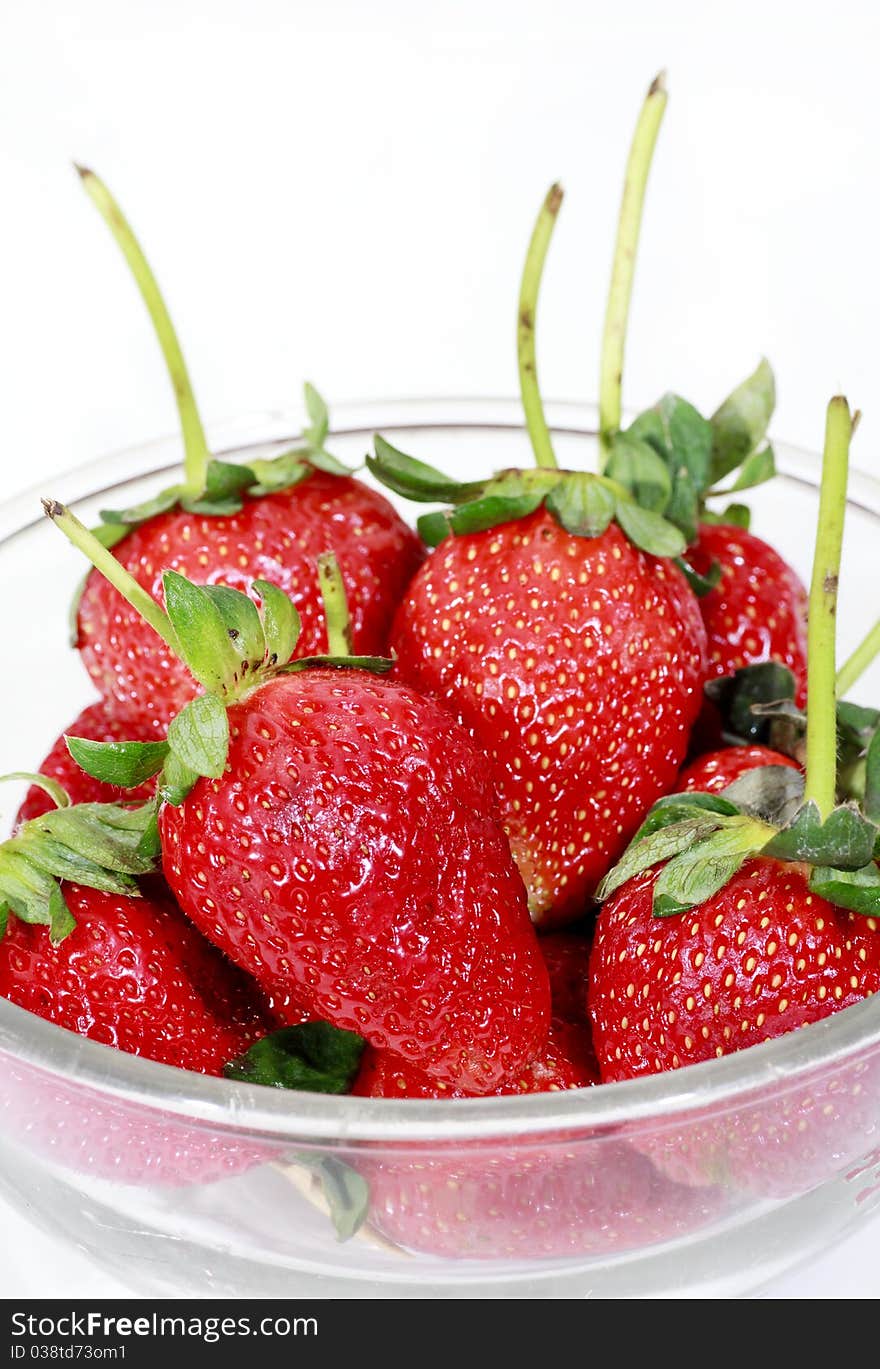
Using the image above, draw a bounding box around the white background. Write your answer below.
[1,0,879,1298]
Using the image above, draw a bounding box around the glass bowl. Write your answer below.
[1,399,879,1300]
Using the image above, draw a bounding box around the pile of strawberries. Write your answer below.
[2,76,879,1252]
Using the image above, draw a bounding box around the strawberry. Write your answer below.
[367,81,788,927]
[45,519,551,1094]
[688,521,808,704]
[386,508,706,928]
[586,396,880,1199]
[362,1140,727,1261]
[0,879,270,1074]
[678,744,799,796]
[72,168,422,732]
[352,931,596,1097]
[16,702,159,825]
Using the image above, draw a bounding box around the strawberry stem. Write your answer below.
[804,396,854,819]
[316,553,353,657]
[836,617,880,698]
[517,183,563,471]
[76,166,210,500]
[598,72,668,470]
[43,500,181,656]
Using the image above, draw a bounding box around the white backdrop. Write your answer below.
[1,0,879,1298]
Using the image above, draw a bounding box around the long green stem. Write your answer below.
[517,183,563,471]
[76,166,210,499]
[316,553,353,656]
[43,500,181,656]
[804,397,853,818]
[836,618,880,698]
[598,72,668,469]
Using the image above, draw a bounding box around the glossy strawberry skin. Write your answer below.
[589,858,880,1082]
[689,523,808,704]
[160,670,551,1094]
[353,930,596,1097]
[678,745,799,795]
[0,880,271,1075]
[392,512,707,928]
[16,702,159,826]
[76,472,424,732]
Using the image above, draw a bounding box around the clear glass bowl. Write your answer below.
[1,399,879,1299]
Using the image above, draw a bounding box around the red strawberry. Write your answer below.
[16,701,159,825]
[587,396,880,1196]
[363,1140,727,1261]
[678,744,799,796]
[0,1057,275,1189]
[77,472,423,733]
[689,522,808,704]
[390,512,706,927]
[161,668,550,1093]
[72,168,422,733]
[589,859,880,1080]
[0,879,271,1075]
[353,930,595,1097]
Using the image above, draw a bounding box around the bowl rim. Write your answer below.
[3,395,880,1146]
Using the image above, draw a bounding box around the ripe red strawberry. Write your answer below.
[678,744,799,796]
[0,878,271,1075]
[389,511,706,927]
[16,701,159,825]
[161,668,550,1093]
[688,522,808,703]
[77,472,423,733]
[352,930,595,1097]
[0,1057,272,1188]
[590,395,880,1079]
[363,1139,728,1261]
[48,516,553,1094]
[590,858,880,1080]
[72,168,422,733]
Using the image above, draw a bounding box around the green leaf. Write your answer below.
[162,571,242,695]
[47,882,76,943]
[158,749,199,806]
[545,474,615,538]
[664,468,701,543]
[762,801,878,870]
[294,1154,370,1242]
[367,436,486,504]
[676,555,722,598]
[629,395,714,492]
[99,488,180,525]
[246,449,312,495]
[225,1022,366,1094]
[202,584,266,666]
[717,443,776,494]
[449,488,546,536]
[837,702,880,749]
[704,661,798,745]
[606,434,672,513]
[865,729,880,824]
[634,792,740,841]
[282,655,394,676]
[0,771,70,811]
[700,502,752,530]
[254,580,301,665]
[180,459,256,516]
[307,448,351,477]
[417,510,452,547]
[303,382,330,449]
[809,862,880,917]
[720,765,804,826]
[614,499,686,558]
[596,815,732,902]
[652,822,762,917]
[65,737,169,789]
[709,358,776,484]
[167,694,230,780]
